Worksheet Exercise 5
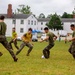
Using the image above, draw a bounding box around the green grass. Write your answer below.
[0,39,75,75]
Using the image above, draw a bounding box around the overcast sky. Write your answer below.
[0,0,75,17]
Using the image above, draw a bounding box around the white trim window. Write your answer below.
[20,20,24,24]
[12,19,16,24]
[41,27,43,30]
[28,20,30,25]
[41,22,43,25]
[20,28,24,33]
[34,21,36,25]
[31,20,33,25]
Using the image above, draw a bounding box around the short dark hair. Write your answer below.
[28,28,32,31]
[70,24,75,27]
[0,15,5,20]
[12,27,15,29]
[44,27,49,30]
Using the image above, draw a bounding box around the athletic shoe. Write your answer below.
[14,58,18,62]
[0,52,3,57]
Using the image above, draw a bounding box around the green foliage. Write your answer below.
[39,13,45,18]
[17,4,31,14]
[47,14,52,18]
[61,12,73,18]
[46,13,63,30]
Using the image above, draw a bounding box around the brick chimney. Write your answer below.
[7,4,12,18]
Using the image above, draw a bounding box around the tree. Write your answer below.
[61,12,73,18]
[47,14,52,18]
[17,4,31,14]
[38,13,45,18]
[46,13,63,30]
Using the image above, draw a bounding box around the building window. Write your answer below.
[20,20,24,24]
[20,28,24,33]
[12,19,16,24]
[41,22,43,25]
[32,16,33,18]
[31,21,33,25]
[28,20,30,25]
[34,21,36,25]
[41,27,43,30]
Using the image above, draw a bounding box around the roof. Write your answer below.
[0,14,31,19]
[61,18,75,22]
[37,18,50,22]
[0,13,75,22]
[37,18,75,22]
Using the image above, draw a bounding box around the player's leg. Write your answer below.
[71,43,75,59]
[16,41,26,55]
[14,39,19,50]
[68,44,72,54]
[26,43,33,56]
[1,39,18,62]
[43,44,54,59]
[0,52,3,56]
[9,39,13,50]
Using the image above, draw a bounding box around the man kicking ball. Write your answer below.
[40,27,57,59]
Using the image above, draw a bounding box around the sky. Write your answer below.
[0,0,75,17]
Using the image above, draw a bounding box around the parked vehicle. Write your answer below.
[41,33,46,40]
[32,33,38,42]
[17,37,22,41]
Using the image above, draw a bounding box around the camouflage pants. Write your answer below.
[16,41,33,55]
[68,42,75,58]
[43,44,54,59]
[0,35,17,60]
[9,39,19,50]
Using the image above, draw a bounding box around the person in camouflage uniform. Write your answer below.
[16,28,33,56]
[9,27,19,50]
[68,24,75,59]
[0,15,18,62]
[40,27,57,59]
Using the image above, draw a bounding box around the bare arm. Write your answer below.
[69,37,75,42]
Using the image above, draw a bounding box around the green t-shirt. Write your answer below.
[72,31,75,37]
[72,30,75,42]
[46,32,56,44]
[0,22,6,35]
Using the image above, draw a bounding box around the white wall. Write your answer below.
[16,19,27,37]
[4,16,75,37]
[38,21,47,32]
[26,15,38,30]
[63,22,74,33]
[5,19,13,37]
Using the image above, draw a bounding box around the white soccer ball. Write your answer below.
[41,55,45,59]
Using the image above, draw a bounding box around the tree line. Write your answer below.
[16,4,75,30]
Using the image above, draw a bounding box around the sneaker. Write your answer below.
[14,58,18,62]
[26,54,29,56]
[0,52,3,57]
[73,55,75,59]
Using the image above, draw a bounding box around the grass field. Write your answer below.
[0,39,75,75]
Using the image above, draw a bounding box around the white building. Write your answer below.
[37,18,75,33]
[0,4,75,37]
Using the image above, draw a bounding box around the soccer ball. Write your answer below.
[41,55,45,59]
